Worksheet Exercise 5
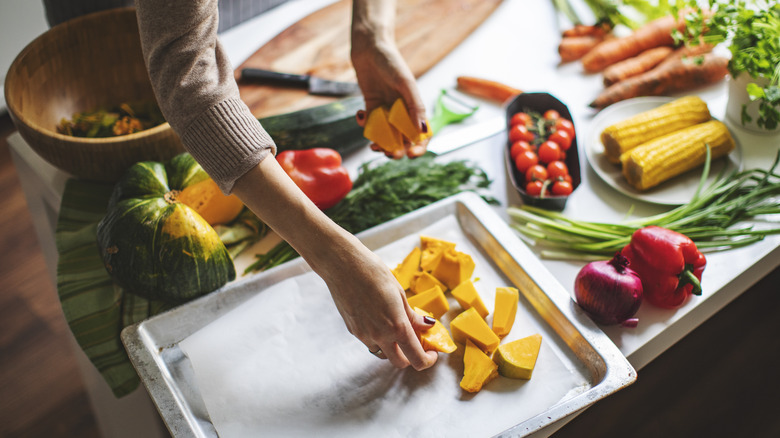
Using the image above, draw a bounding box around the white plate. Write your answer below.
[586,97,743,206]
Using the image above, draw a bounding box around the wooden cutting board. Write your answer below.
[236,0,503,118]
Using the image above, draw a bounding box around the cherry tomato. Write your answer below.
[543,109,560,121]
[551,180,574,196]
[547,160,569,180]
[548,129,572,151]
[510,112,533,127]
[525,180,545,197]
[563,174,573,184]
[537,141,562,164]
[508,124,536,143]
[510,140,534,159]
[514,150,539,174]
[555,118,575,138]
[525,164,548,183]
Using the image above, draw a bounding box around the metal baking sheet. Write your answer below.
[122,192,636,437]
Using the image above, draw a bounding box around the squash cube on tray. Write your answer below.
[392,246,421,290]
[493,333,542,380]
[450,307,500,355]
[460,339,498,393]
[412,307,456,354]
[410,271,447,295]
[492,287,519,338]
[406,285,449,319]
[451,279,489,318]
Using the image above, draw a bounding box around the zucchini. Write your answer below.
[258,96,369,156]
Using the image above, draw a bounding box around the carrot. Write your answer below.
[602,46,674,86]
[589,53,729,109]
[559,35,606,63]
[656,42,715,69]
[581,11,691,73]
[562,23,610,38]
[456,76,522,103]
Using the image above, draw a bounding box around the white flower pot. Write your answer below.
[725,73,780,134]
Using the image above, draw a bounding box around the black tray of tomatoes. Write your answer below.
[504,92,581,210]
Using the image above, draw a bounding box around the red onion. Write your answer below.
[574,253,643,327]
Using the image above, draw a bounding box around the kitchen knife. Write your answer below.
[240,68,361,96]
[426,117,506,155]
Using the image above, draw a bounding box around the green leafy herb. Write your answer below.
[674,0,780,130]
[245,153,496,273]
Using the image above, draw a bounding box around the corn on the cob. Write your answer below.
[601,96,711,163]
[620,120,735,191]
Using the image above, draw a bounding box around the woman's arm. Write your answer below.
[351,0,429,158]
[134,0,437,369]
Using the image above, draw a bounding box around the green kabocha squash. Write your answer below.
[96,153,236,304]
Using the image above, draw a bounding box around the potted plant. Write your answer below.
[675,0,780,133]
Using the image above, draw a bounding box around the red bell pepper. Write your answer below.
[620,226,706,309]
[276,148,352,210]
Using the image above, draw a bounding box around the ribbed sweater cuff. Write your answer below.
[180,98,277,194]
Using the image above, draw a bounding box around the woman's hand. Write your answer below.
[351,0,429,159]
[316,234,439,370]
[233,156,438,370]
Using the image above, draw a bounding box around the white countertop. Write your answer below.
[8,0,779,436]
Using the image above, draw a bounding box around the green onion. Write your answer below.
[508,148,780,260]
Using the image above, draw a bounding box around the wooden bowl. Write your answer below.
[4,7,184,182]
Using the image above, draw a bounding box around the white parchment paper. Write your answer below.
[180,216,588,437]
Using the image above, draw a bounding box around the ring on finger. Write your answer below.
[368,346,383,357]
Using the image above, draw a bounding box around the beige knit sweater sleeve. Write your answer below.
[134,0,276,194]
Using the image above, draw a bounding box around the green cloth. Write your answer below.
[55,178,266,398]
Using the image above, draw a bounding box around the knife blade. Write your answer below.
[426,117,506,155]
[240,68,361,96]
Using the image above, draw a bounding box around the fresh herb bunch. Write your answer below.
[508,148,780,260]
[245,153,497,273]
[674,0,780,130]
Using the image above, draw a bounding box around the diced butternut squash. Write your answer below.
[406,285,449,319]
[451,279,489,318]
[410,271,447,295]
[363,106,404,153]
[419,236,456,272]
[492,287,519,338]
[412,307,457,354]
[391,247,421,290]
[388,98,432,144]
[432,249,475,290]
[450,307,500,355]
[493,334,542,380]
[460,340,498,393]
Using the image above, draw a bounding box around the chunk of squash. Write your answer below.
[406,285,449,319]
[493,333,542,380]
[419,236,456,272]
[492,287,519,338]
[450,307,500,355]
[388,98,432,144]
[392,247,421,290]
[363,106,403,153]
[451,279,489,318]
[412,307,457,354]
[410,271,447,295]
[177,178,245,226]
[431,248,475,290]
[460,340,499,393]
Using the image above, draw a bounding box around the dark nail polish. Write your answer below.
[356,110,366,121]
[421,120,429,133]
[423,315,436,325]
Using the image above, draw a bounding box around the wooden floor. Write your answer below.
[1,111,778,438]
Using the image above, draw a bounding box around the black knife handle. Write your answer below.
[240,68,310,87]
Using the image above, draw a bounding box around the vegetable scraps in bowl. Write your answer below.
[57,100,165,138]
